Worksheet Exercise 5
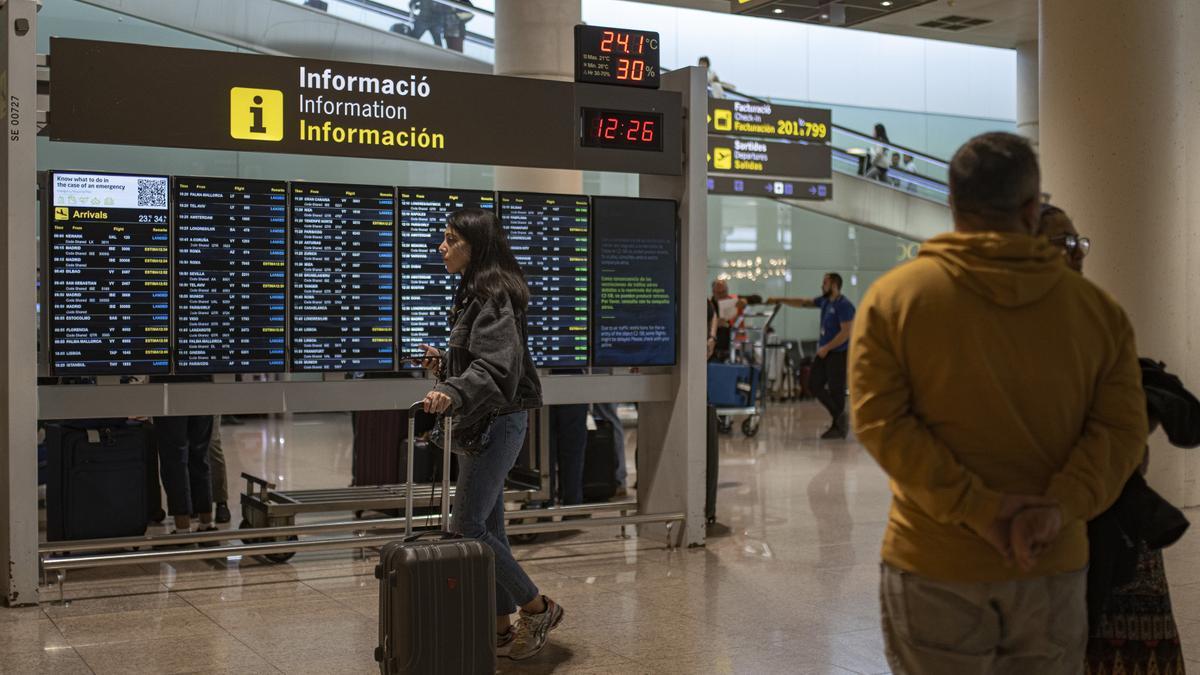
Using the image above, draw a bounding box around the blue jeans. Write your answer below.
[451,411,539,616]
[548,404,588,505]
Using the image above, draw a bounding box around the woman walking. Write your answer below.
[419,208,565,661]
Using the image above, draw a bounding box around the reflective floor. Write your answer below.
[10,403,1200,674]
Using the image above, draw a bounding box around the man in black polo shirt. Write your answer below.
[769,273,857,439]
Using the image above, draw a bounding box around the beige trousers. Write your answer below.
[880,563,1087,675]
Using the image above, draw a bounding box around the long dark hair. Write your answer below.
[874,123,890,143]
[447,208,529,314]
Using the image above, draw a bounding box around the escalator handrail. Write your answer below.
[831,145,948,189]
[328,0,496,48]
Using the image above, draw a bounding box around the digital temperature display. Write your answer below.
[580,109,664,151]
[574,25,660,89]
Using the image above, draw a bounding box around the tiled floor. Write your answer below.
[10,404,1200,674]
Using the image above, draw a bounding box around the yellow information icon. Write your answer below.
[53,206,69,221]
[229,87,283,141]
[714,108,733,132]
[713,147,732,170]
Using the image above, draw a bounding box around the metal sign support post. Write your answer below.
[0,0,39,607]
[638,66,708,548]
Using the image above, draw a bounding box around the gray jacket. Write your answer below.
[432,293,542,452]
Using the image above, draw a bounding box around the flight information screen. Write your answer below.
[591,197,677,367]
[290,182,396,372]
[499,193,589,368]
[48,171,171,375]
[397,188,495,368]
[174,176,288,373]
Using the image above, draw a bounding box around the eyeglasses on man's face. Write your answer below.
[1048,233,1091,259]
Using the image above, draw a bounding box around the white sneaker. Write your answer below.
[508,597,564,661]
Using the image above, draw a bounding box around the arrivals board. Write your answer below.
[47,171,171,375]
[173,176,288,373]
[290,182,396,371]
[590,197,678,367]
[499,193,590,368]
[398,188,495,367]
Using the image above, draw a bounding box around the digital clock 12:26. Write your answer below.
[580,109,664,151]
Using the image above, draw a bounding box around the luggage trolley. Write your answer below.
[707,303,780,437]
[236,403,557,561]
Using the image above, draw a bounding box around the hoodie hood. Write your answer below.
[918,231,1065,308]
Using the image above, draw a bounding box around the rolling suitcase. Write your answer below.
[374,403,496,674]
[46,420,152,541]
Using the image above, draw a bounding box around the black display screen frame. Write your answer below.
[171,174,290,375]
[498,191,592,370]
[573,24,661,89]
[396,187,497,370]
[288,180,398,374]
[580,108,665,152]
[589,196,680,368]
[46,169,174,377]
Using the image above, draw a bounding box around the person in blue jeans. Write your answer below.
[419,208,564,661]
[769,272,857,439]
[592,403,627,494]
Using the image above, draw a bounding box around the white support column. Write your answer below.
[493,0,582,193]
[1015,40,1038,148]
[1041,0,1200,507]
[640,66,708,547]
[0,0,40,606]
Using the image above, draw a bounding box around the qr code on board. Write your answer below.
[137,179,167,208]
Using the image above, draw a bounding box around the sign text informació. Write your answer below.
[47,38,683,175]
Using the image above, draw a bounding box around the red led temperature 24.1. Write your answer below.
[599,31,646,55]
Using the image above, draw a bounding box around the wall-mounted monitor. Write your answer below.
[289,182,396,372]
[499,192,590,369]
[173,176,288,373]
[398,188,495,367]
[47,171,171,375]
[590,197,678,367]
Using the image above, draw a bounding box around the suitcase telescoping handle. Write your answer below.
[405,401,453,538]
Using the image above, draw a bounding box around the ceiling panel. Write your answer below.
[624,0,1037,49]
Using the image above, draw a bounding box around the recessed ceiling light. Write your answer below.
[820,13,829,19]
[881,0,894,6]
[773,7,784,13]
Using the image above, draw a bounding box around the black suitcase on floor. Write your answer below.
[353,409,440,486]
[706,405,719,524]
[46,421,152,541]
[374,403,496,674]
[582,418,619,503]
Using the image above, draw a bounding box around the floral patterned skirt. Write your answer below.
[1086,544,1186,675]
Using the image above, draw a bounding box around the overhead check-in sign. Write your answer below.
[45,38,683,175]
[706,97,832,199]
[707,99,831,143]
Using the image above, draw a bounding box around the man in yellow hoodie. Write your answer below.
[849,132,1146,674]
